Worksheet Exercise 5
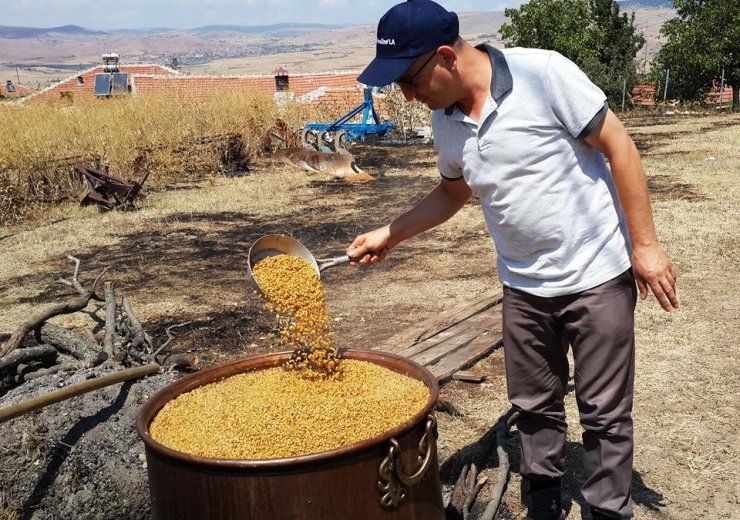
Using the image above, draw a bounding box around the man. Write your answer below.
[347,1,679,519]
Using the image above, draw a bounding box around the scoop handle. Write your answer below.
[316,255,351,272]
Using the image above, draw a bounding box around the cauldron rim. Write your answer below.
[136,348,439,470]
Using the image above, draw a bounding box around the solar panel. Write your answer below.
[110,73,129,95]
[94,74,111,96]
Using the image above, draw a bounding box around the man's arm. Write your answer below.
[585,109,679,311]
[347,178,473,264]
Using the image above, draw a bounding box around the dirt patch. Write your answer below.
[647,175,708,202]
[633,131,692,156]
[355,143,438,173]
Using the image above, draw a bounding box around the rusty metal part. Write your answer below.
[272,141,368,180]
[74,163,148,210]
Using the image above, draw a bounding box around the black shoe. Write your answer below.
[526,477,563,520]
[526,511,567,520]
[590,506,619,519]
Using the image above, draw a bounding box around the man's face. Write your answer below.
[395,51,436,92]
[395,49,454,110]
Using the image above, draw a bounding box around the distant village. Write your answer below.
[140,43,322,66]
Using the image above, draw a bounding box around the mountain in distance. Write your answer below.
[108,28,176,35]
[191,23,348,37]
[618,0,673,7]
[0,5,668,41]
[0,25,109,39]
[0,22,348,40]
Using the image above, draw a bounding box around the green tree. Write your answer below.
[499,0,645,107]
[656,0,740,111]
[500,0,601,75]
[589,0,645,104]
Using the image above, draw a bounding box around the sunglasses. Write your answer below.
[395,51,437,90]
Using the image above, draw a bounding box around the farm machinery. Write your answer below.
[301,87,396,153]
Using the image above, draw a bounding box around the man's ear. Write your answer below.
[436,45,457,71]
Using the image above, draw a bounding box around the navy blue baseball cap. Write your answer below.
[358,0,459,86]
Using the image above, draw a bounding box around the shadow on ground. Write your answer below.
[0,169,438,296]
[0,166,462,362]
[440,427,665,520]
[648,175,708,202]
[353,143,438,172]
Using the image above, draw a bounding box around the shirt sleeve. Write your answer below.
[432,111,463,180]
[545,52,608,139]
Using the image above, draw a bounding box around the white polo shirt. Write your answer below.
[432,46,631,297]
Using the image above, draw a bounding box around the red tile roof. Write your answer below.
[131,71,363,99]
[0,82,33,97]
[22,64,178,104]
[17,64,393,118]
[21,65,367,107]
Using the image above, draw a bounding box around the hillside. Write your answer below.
[621,0,672,7]
[0,24,107,39]
[192,23,346,36]
[0,6,676,89]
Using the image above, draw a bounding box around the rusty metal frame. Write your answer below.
[74,164,148,210]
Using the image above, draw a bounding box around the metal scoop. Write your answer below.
[247,234,351,294]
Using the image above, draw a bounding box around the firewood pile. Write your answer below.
[0,256,198,423]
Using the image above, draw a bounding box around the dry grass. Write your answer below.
[19,416,52,459]
[624,115,740,518]
[0,92,349,225]
[0,89,415,226]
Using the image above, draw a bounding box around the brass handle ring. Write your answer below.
[377,414,438,508]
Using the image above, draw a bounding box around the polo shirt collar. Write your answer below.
[444,44,513,117]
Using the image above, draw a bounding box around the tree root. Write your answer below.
[446,407,519,520]
[0,256,106,358]
[0,256,198,411]
[478,408,519,520]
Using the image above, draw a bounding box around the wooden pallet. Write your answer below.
[380,288,504,383]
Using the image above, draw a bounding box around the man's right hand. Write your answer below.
[346,179,472,266]
[347,225,393,265]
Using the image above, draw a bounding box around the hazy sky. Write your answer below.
[3,1,524,29]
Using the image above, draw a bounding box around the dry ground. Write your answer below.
[0,112,738,519]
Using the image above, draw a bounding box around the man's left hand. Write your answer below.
[631,244,679,311]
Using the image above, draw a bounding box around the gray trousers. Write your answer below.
[503,270,637,518]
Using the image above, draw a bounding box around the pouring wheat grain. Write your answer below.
[252,254,342,377]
